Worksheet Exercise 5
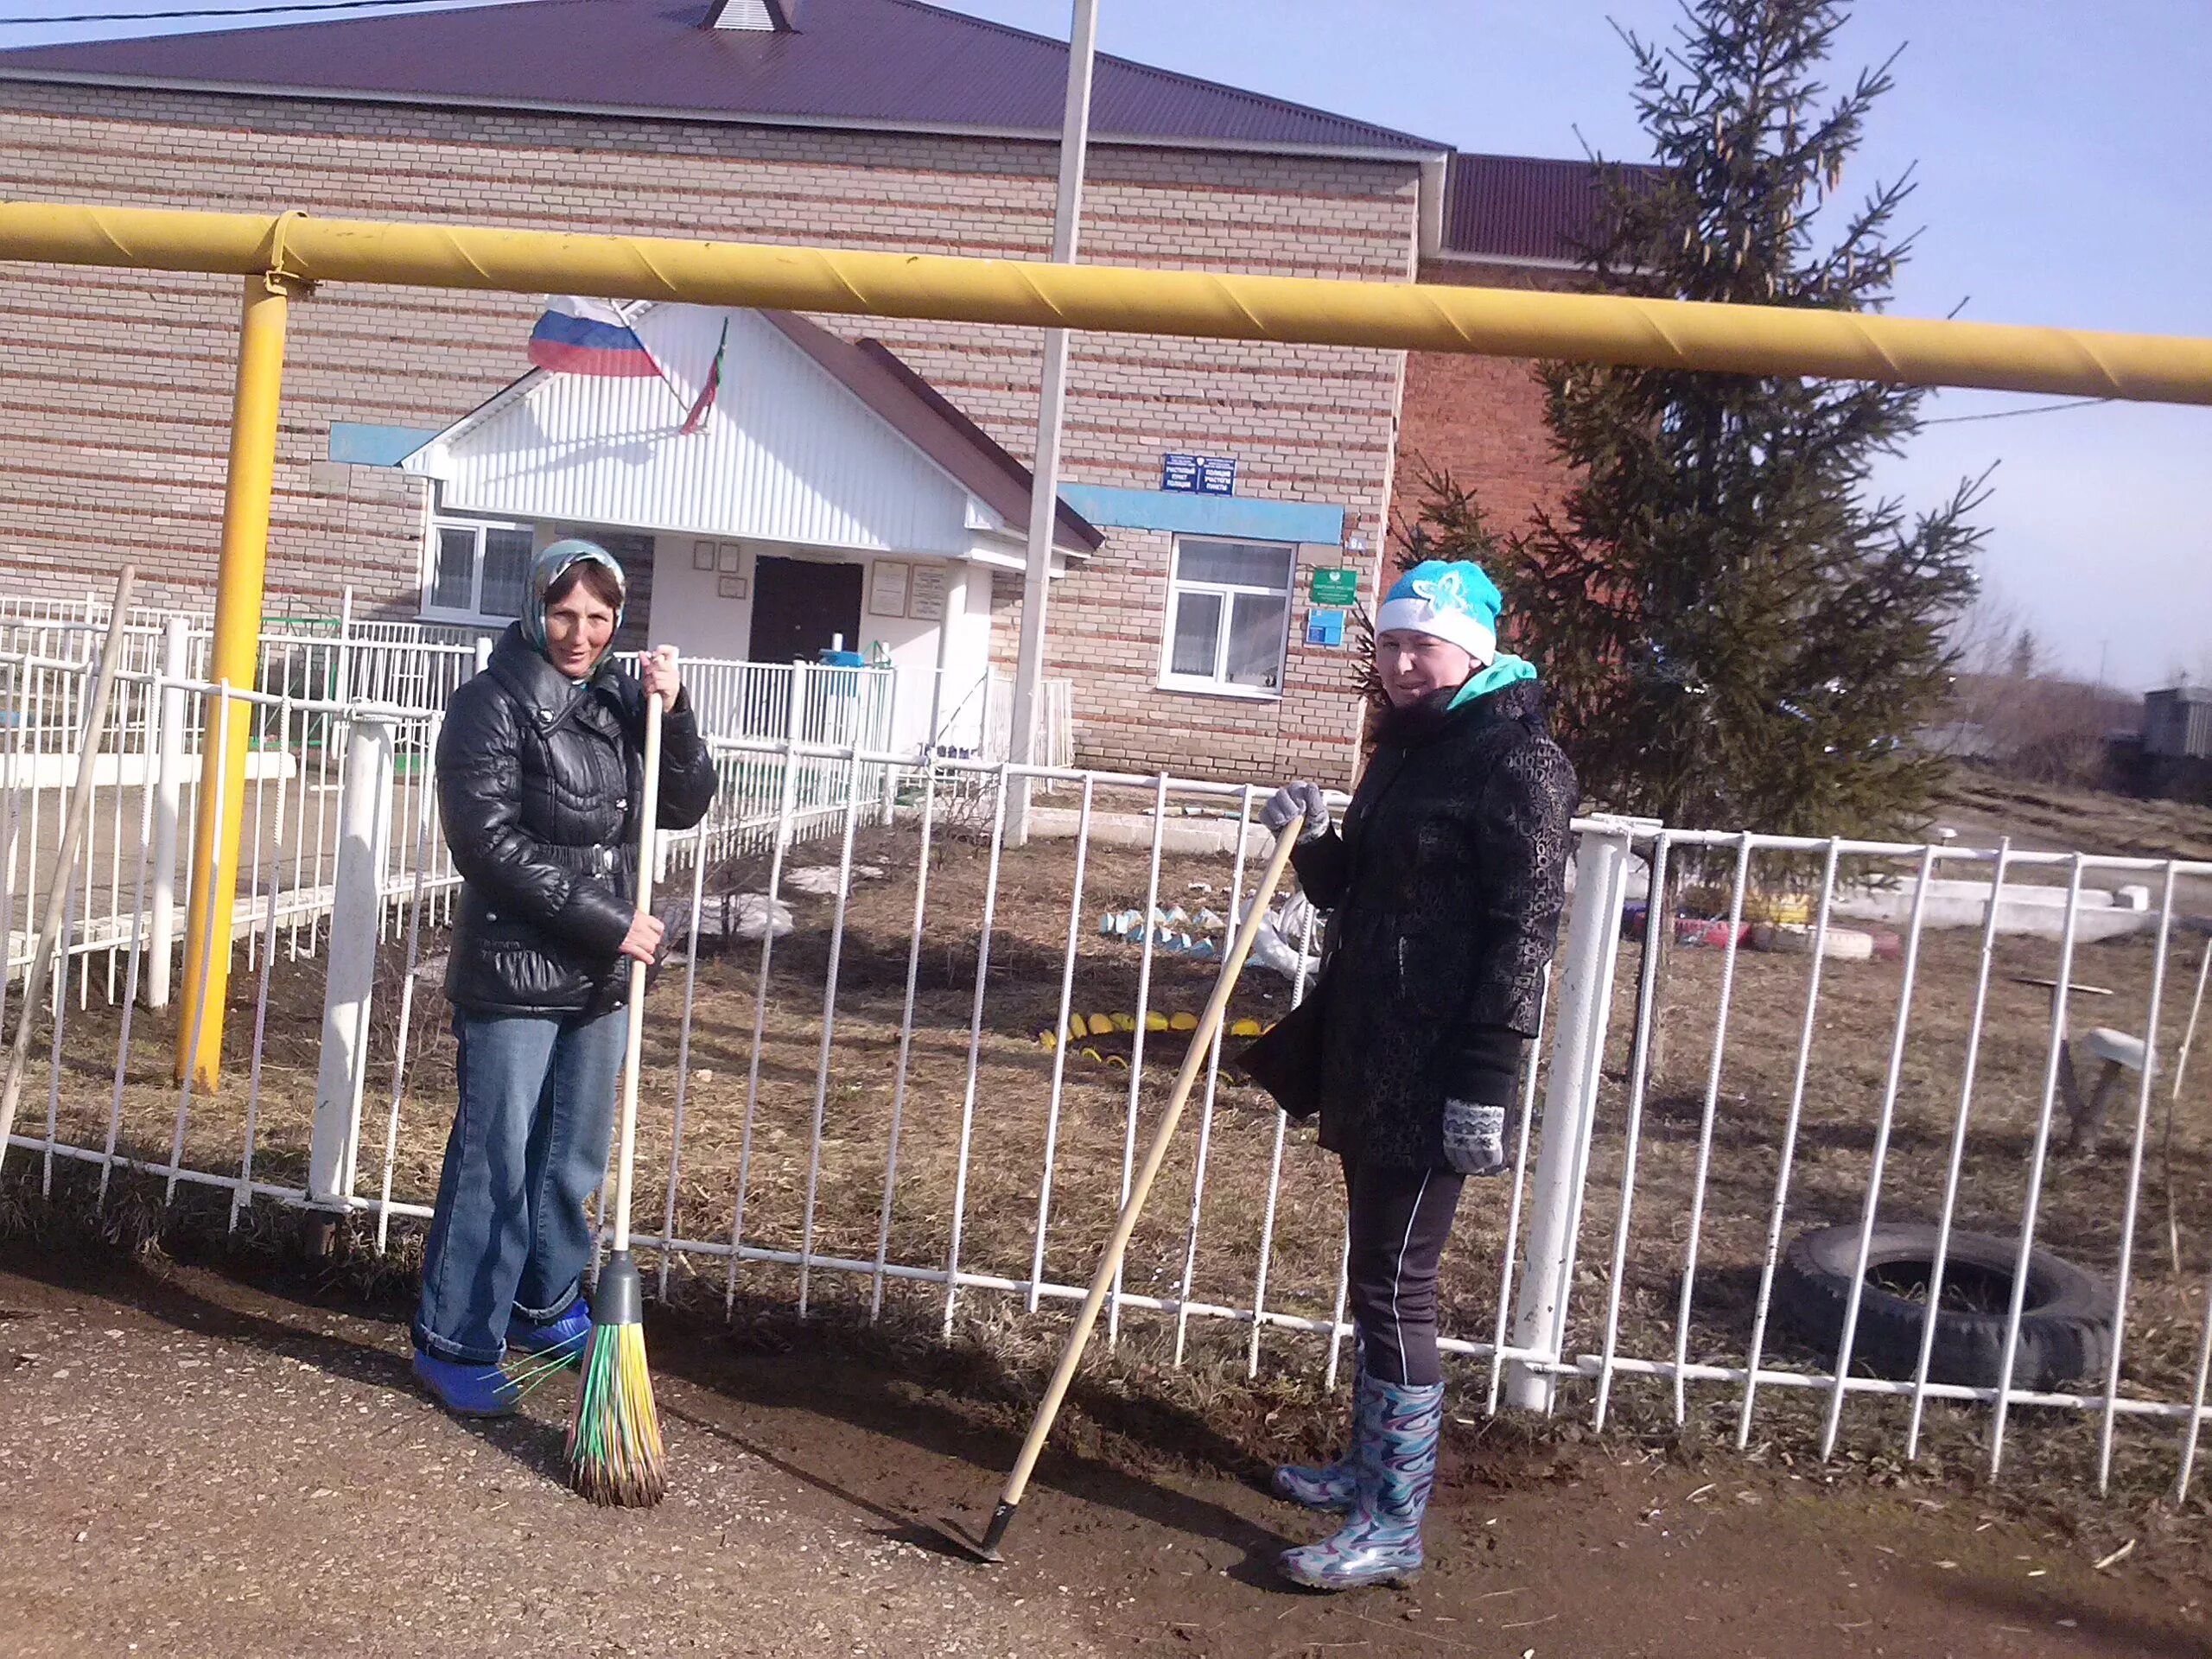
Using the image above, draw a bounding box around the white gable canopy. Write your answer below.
[403,304,1098,570]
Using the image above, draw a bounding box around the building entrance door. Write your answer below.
[747,556,863,664]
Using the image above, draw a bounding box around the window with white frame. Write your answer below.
[423,517,535,624]
[1159,537,1294,696]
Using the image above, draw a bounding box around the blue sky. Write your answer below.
[4,0,2206,686]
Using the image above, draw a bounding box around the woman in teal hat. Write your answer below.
[1243,558,1577,1589]
[410,539,718,1415]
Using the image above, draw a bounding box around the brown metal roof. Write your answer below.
[760,310,1104,554]
[0,0,1445,157]
[1438,152,1662,265]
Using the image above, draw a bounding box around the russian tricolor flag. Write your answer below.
[526,296,661,378]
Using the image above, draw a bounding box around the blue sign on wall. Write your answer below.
[1161,453,1237,496]
[1306,607,1346,648]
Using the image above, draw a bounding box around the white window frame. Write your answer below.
[1155,534,1295,700]
[420,514,537,625]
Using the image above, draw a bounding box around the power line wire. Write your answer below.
[1923,396,2113,426]
[4,0,464,26]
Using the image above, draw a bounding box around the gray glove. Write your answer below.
[1261,782,1331,842]
[1441,1099,1510,1178]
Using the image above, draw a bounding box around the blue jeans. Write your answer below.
[412,1007,626,1364]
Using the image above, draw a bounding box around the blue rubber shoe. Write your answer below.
[411,1348,521,1417]
[1278,1375,1444,1591]
[507,1299,594,1367]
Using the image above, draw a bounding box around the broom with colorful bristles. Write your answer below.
[567,670,669,1508]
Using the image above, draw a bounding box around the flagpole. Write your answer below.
[633,304,692,422]
[599,296,690,420]
[1006,0,1097,847]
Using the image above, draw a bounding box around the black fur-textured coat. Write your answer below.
[1239,678,1577,1169]
[438,626,718,1017]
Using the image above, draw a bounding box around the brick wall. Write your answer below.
[988,528,1374,785]
[0,82,1423,785]
[1391,257,1583,564]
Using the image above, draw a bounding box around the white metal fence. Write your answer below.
[0,593,1065,775]
[1,640,470,993]
[7,663,2212,1504]
[0,587,1065,989]
[0,627,906,992]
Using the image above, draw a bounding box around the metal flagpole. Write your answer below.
[1006,0,1097,846]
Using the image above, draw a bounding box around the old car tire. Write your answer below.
[1777,1223,2114,1390]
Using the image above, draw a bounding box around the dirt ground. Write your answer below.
[4,1243,2209,1659]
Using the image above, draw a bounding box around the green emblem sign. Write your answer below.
[1309,568,1358,607]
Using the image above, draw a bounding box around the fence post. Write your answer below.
[308,717,395,1211]
[1503,818,1634,1412]
[473,635,491,677]
[143,617,189,1010]
[878,667,899,819]
[332,585,354,703]
[789,662,810,813]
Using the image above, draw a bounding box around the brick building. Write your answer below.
[0,0,1592,787]
[1391,154,1608,556]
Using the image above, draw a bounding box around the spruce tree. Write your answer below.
[1458,0,1985,840]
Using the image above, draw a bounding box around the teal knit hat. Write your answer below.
[1376,558,1537,706]
[1376,559,1503,662]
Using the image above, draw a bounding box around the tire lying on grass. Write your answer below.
[1776,1223,2115,1390]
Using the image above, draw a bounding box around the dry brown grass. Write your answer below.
[16,821,2212,1536]
[1936,770,2212,864]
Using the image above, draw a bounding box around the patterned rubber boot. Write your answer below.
[1272,1338,1363,1512]
[1277,1374,1444,1591]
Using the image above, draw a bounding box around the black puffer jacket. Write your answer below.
[1241,679,1577,1168]
[438,626,718,1017]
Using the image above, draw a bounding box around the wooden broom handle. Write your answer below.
[610,662,668,1253]
[0,566,136,1172]
[995,823,1302,1512]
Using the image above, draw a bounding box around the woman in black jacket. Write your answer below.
[1243,559,1576,1589]
[410,539,718,1416]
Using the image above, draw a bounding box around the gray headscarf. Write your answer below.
[520,538,626,669]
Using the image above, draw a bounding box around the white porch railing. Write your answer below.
[984,671,1075,772]
[638,654,900,860]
